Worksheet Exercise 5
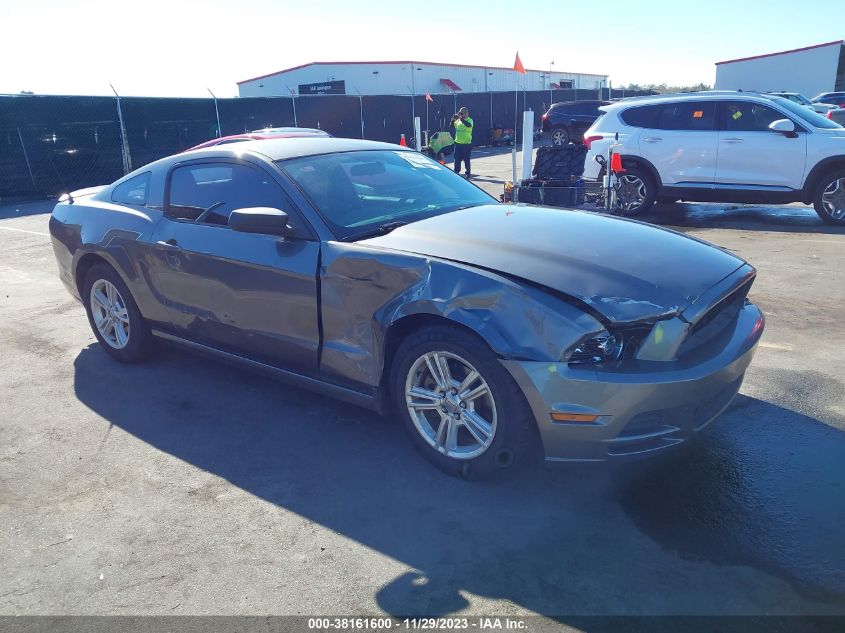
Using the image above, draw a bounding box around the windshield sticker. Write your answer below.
[396,151,440,169]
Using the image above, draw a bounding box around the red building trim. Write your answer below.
[440,78,462,91]
[716,40,844,66]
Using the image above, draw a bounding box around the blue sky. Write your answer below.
[1,0,841,97]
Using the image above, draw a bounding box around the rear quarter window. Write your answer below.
[620,105,660,128]
[111,172,150,205]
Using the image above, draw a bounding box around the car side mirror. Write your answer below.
[769,119,796,136]
[229,207,297,237]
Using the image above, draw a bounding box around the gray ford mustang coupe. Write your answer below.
[50,137,764,478]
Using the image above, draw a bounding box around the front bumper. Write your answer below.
[502,301,764,462]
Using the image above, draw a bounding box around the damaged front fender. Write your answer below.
[319,242,605,387]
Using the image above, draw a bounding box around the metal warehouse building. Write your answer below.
[714,40,845,97]
[238,61,608,97]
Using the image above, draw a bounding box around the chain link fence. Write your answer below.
[0,88,653,201]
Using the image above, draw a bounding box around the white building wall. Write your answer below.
[714,44,842,97]
[238,62,607,97]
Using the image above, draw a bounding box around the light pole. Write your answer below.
[549,61,554,107]
[207,88,221,137]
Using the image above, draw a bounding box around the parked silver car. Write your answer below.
[49,138,764,478]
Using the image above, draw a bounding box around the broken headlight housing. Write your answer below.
[568,327,651,366]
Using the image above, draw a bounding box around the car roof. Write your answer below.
[599,90,781,111]
[552,100,609,107]
[180,137,404,162]
[185,131,328,152]
[110,137,413,189]
[251,126,328,135]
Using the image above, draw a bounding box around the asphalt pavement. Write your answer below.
[1,149,844,623]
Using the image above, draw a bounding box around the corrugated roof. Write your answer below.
[238,60,607,85]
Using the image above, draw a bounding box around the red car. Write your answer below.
[186,127,331,151]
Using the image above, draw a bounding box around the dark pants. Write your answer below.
[453,143,471,175]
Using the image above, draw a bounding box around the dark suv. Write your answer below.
[541,100,611,145]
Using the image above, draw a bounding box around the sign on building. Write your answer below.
[298,80,346,95]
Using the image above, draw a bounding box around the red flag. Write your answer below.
[425,92,433,102]
[513,52,526,74]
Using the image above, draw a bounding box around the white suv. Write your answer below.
[582,91,845,225]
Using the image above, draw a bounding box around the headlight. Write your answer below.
[569,332,625,365]
[568,326,651,366]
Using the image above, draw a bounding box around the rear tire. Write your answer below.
[83,263,153,363]
[391,325,534,479]
[550,126,570,146]
[813,169,845,225]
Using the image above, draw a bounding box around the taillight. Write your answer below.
[828,111,834,119]
[541,113,548,120]
[584,135,602,149]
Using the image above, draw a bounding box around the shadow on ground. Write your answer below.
[0,199,56,219]
[640,202,845,235]
[72,344,845,619]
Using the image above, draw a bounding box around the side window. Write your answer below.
[655,102,716,131]
[167,162,294,227]
[620,105,660,128]
[723,101,786,132]
[111,172,150,205]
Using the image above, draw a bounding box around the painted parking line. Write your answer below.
[0,225,49,237]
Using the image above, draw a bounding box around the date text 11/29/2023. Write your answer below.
[307,617,528,630]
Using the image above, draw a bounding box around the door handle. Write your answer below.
[643,137,662,143]
[156,239,182,253]
[721,138,743,143]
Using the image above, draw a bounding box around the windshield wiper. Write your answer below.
[345,220,409,242]
[374,221,408,234]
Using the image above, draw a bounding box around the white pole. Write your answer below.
[414,116,422,151]
[521,110,534,181]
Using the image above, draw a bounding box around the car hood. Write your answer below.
[360,205,745,323]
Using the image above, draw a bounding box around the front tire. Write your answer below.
[391,325,534,479]
[813,170,845,225]
[83,263,153,362]
[615,166,656,216]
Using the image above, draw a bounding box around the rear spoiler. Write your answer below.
[58,185,107,204]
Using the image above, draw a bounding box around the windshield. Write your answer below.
[768,97,843,130]
[279,150,495,239]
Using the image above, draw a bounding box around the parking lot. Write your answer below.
[1,147,844,622]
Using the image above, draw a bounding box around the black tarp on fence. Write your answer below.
[0,88,653,200]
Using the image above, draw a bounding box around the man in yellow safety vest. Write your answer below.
[451,107,474,178]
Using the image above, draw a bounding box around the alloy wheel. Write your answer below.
[822,177,845,220]
[551,129,568,146]
[90,279,130,349]
[404,351,497,460]
[616,174,647,212]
